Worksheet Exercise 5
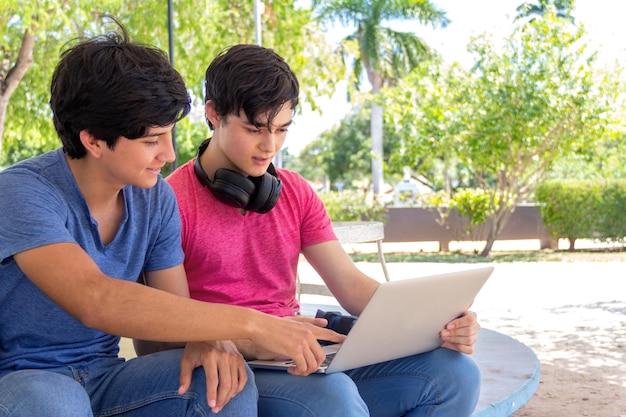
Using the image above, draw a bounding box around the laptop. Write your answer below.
[248,266,493,373]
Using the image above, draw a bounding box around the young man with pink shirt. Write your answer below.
[166,44,482,417]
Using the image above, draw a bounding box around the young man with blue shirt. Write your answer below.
[0,20,344,417]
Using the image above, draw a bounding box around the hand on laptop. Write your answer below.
[282,315,347,375]
[249,314,347,376]
[439,311,480,354]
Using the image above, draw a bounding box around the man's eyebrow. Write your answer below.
[142,128,169,138]
[273,120,293,130]
[251,119,293,129]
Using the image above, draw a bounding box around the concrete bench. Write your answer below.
[471,328,540,416]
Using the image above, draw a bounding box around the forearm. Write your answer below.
[232,338,277,361]
[15,245,265,343]
[134,337,277,361]
[324,267,379,316]
[90,278,266,343]
[334,275,379,316]
[302,241,379,316]
[133,339,186,356]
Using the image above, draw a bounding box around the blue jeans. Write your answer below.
[0,349,258,417]
[255,348,480,417]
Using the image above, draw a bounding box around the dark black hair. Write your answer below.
[204,44,299,130]
[50,16,191,158]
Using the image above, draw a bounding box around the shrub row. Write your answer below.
[317,190,387,222]
[535,180,626,249]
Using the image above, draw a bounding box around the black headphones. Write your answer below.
[193,139,282,214]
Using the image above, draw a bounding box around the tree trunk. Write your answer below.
[369,71,384,197]
[480,235,496,257]
[0,30,36,164]
[0,95,8,160]
[567,237,576,251]
[479,205,516,257]
[371,102,383,196]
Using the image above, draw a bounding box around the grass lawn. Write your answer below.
[349,246,626,263]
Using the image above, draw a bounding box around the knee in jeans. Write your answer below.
[456,354,481,387]
[1,370,92,416]
[313,373,368,414]
[444,352,482,400]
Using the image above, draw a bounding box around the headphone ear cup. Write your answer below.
[193,155,282,212]
[210,169,256,209]
[246,172,283,213]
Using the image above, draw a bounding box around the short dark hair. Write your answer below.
[50,17,191,158]
[204,44,299,130]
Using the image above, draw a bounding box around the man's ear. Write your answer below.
[79,130,104,158]
[205,100,221,128]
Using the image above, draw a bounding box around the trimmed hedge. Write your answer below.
[318,190,387,222]
[535,180,626,249]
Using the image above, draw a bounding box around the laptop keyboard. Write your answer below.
[321,352,336,367]
[284,352,336,368]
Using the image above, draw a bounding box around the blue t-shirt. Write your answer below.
[0,149,184,373]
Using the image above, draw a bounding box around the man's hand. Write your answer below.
[283,315,332,329]
[250,314,346,376]
[235,315,334,361]
[178,340,247,413]
[439,311,480,354]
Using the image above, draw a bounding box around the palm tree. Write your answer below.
[515,0,576,23]
[312,0,449,197]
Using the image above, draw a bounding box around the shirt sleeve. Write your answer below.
[282,170,337,248]
[0,170,76,263]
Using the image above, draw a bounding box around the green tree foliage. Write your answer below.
[424,188,497,244]
[1,0,344,168]
[1,0,112,164]
[549,130,626,180]
[548,65,626,180]
[515,0,575,23]
[310,106,373,190]
[383,57,470,192]
[383,11,621,256]
[311,0,449,196]
[295,104,401,190]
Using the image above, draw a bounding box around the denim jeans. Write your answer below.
[255,347,480,417]
[0,349,258,417]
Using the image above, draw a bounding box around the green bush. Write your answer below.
[595,182,626,241]
[535,180,626,249]
[318,190,387,222]
[423,188,497,242]
[448,188,496,226]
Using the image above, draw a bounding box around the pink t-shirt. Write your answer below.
[166,159,336,316]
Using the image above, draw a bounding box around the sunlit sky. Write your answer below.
[287,0,626,155]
